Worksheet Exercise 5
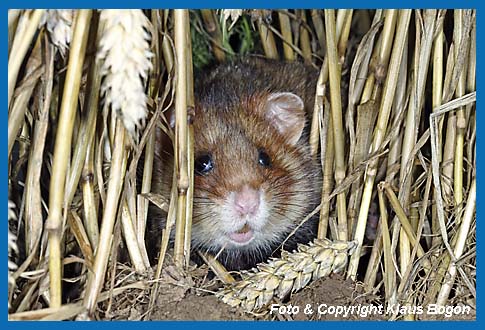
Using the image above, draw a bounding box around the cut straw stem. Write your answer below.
[173,9,190,267]
[399,9,436,196]
[377,10,398,74]
[337,10,353,61]
[138,131,155,246]
[147,174,178,319]
[81,134,99,250]
[258,18,279,60]
[362,223,383,291]
[436,179,475,305]
[67,210,94,267]
[65,30,101,209]
[318,100,334,239]
[23,37,49,254]
[380,182,431,271]
[431,16,445,249]
[266,23,307,65]
[324,9,348,241]
[8,39,43,157]
[8,9,44,108]
[201,10,226,62]
[46,10,92,308]
[184,21,195,268]
[184,125,195,267]
[84,119,126,313]
[453,10,470,211]
[135,10,160,261]
[432,30,444,156]
[310,10,325,52]
[309,9,348,155]
[310,65,326,156]
[397,8,436,276]
[298,10,312,64]
[8,303,87,321]
[162,33,175,73]
[198,251,236,284]
[346,12,385,235]
[440,46,456,203]
[8,9,22,54]
[120,200,146,273]
[377,186,395,301]
[278,10,295,61]
[427,91,476,304]
[441,10,472,204]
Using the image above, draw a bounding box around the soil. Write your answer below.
[105,263,386,321]
[148,273,375,321]
[103,256,475,321]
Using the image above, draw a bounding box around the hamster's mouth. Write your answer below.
[228,223,254,244]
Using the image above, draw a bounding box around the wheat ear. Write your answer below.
[218,238,357,312]
[41,10,74,56]
[8,200,19,308]
[98,10,153,136]
[8,200,18,283]
[220,9,244,31]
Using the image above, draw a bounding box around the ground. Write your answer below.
[103,260,475,321]
[104,261,385,321]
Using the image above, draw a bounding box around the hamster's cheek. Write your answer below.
[191,219,228,250]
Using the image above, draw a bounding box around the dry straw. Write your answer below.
[46,10,93,308]
[7,9,476,320]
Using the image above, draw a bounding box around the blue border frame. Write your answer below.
[4,1,481,328]
[2,1,481,9]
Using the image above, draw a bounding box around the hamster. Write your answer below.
[151,57,321,270]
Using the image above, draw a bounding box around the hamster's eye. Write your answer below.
[195,154,214,175]
[258,149,272,167]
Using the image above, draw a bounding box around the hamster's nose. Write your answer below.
[234,185,260,216]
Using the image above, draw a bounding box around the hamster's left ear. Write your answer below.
[263,92,305,145]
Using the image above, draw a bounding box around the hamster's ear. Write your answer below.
[263,92,305,145]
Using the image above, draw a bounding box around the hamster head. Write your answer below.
[191,91,320,268]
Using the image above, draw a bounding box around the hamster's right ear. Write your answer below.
[263,92,305,145]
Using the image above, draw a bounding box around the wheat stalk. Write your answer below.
[218,239,356,312]
[436,179,476,306]
[47,10,93,308]
[84,119,127,313]
[200,10,226,62]
[277,10,295,61]
[325,9,349,241]
[257,11,279,60]
[347,10,412,280]
[173,9,191,267]
[8,9,44,108]
[98,10,153,136]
